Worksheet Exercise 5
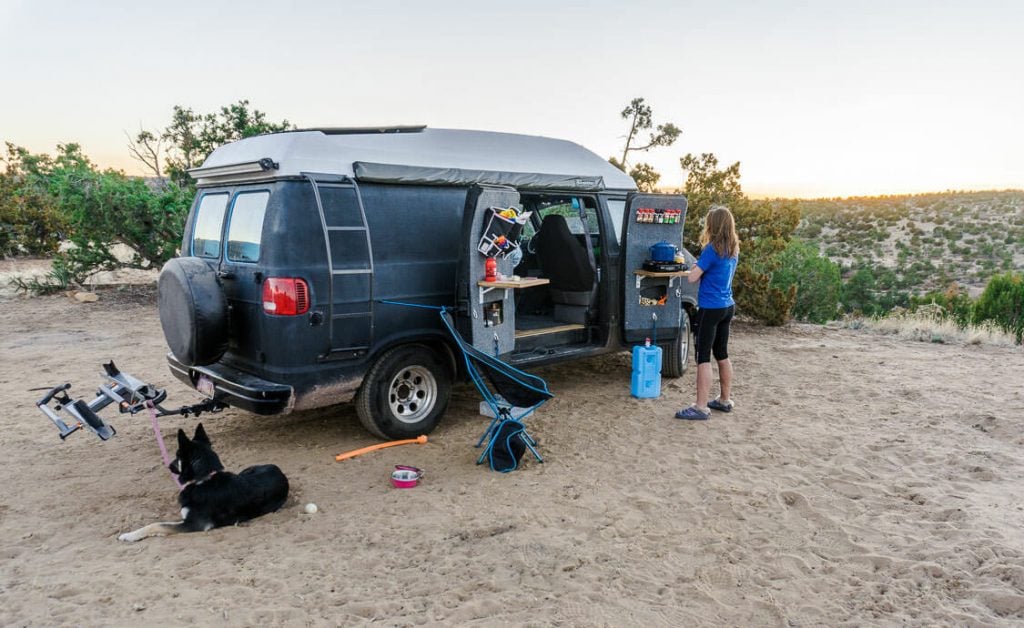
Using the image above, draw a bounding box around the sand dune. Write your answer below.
[1,292,1022,626]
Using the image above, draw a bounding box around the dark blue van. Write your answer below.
[158,127,697,439]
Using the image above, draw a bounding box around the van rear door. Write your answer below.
[218,189,272,365]
[621,193,689,344]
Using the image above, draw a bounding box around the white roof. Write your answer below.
[195,128,637,191]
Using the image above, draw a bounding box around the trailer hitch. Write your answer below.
[35,361,225,441]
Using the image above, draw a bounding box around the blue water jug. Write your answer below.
[631,340,662,398]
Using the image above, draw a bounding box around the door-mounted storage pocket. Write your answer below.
[477,207,527,258]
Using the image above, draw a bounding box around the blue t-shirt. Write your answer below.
[696,244,738,309]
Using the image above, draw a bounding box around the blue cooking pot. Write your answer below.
[649,241,677,263]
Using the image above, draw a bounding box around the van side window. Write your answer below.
[534,197,594,236]
[191,193,229,258]
[226,191,270,262]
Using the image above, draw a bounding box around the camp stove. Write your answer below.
[641,259,687,273]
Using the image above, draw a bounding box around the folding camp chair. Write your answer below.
[439,308,553,472]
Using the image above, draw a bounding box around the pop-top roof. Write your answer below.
[191,127,637,192]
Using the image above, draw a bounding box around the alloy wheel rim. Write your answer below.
[388,365,437,424]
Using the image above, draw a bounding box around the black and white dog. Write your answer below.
[118,423,289,542]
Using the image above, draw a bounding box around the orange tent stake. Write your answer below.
[335,434,428,462]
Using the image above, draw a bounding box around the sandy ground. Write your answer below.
[1,286,1023,627]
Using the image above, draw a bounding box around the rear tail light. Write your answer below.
[262,278,310,316]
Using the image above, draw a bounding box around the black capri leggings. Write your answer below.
[695,305,735,365]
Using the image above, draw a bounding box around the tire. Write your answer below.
[662,313,691,378]
[158,257,228,366]
[355,344,452,440]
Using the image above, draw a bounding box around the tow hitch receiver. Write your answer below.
[36,361,224,441]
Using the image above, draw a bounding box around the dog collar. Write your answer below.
[179,470,219,491]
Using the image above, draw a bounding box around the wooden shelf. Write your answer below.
[633,269,689,289]
[478,278,550,289]
[477,277,549,305]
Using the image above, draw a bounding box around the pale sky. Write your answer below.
[1,0,1021,198]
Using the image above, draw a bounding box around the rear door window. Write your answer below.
[226,191,270,262]
[191,193,229,258]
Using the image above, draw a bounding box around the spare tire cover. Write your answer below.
[158,257,229,366]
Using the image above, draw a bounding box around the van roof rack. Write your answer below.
[292,125,427,135]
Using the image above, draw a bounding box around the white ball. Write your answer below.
[304,503,318,514]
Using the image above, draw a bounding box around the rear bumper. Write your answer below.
[166,354,293,415]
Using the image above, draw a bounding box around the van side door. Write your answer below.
[456,185,522,355]
[621,193,689,344]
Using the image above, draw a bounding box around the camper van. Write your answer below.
[158,127,697,439]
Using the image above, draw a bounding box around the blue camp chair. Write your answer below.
[439,309,553,472]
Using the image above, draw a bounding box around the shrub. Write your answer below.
[772,239,841,323]
[973,272,1024,343]
[3,143,191,281]
[46,155,192,280]
[841,267,879,316]
[909,284,974,327]
[0,144,68,256]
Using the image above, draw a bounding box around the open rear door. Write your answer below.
[621,193,689,343]
[456,185,522,356]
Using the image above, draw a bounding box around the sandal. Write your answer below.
[708,398,734,413]
[675,406,710,421]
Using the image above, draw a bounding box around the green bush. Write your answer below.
[841,267,879,316]
[45,151,192,280]
[3,143,191,281]
[973,272,1024,343]
[0,144,68,256]
[771,239,841,323]
[909,285,974,327]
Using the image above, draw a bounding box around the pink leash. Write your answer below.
[145,401,182,488]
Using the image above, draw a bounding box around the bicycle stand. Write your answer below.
[35,361,225,441]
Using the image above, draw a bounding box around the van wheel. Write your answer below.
[356,344,452,440]
[662,315,691,378]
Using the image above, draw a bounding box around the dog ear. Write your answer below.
[177,428,190,449]
[193,423,210,444]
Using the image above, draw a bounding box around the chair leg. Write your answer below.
[521,433,544,463]
[476,415,500,448]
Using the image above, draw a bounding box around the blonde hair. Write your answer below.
[699,205,740,258]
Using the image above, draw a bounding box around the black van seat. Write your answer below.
[534,215,596,324]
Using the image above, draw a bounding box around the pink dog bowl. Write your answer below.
[390,465,423,489]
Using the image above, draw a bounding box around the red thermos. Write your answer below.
[485,257,497,282]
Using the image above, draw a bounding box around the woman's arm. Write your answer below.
[688,264,704,283]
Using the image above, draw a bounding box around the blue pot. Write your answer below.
[649,241,677,262]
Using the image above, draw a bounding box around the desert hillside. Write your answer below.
[794,190,1024,295]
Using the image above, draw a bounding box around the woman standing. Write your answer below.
[675,205,740,421]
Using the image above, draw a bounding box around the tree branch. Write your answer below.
[125,128,164,180]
